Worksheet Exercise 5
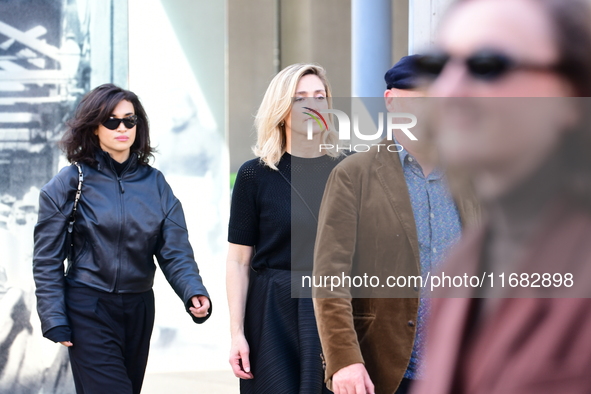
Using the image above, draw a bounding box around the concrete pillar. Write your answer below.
[280,0,351,98]
[227,0,278,172]
[351,0,391,97]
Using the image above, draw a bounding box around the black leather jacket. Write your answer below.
[33,152,210,335]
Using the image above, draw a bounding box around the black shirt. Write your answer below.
[111,156,130,177]
[228,153,342,271]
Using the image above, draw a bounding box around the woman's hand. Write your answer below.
[226,243,254,379]
[189,295,210,319]
[229,334,253,379]
[60,341,73,347]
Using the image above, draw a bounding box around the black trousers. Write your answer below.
[66,286,155,394]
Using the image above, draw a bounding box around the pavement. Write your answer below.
[142,370,238,394]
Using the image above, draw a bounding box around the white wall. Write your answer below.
[408,0,454,54]
[128,0,230,373]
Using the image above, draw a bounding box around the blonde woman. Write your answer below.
[226,64,344,393]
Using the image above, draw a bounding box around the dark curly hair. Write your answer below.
[60,84,154,166]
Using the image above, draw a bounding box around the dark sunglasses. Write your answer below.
[102,115,138,130]
[416,50,557,81]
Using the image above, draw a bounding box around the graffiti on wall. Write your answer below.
[0,1,126,392]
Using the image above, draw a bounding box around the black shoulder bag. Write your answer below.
[66,162,83,274]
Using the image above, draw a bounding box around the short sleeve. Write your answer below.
[228,161,259,246]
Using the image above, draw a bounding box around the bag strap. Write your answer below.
[277,168,318,224]
[67,162,83,234]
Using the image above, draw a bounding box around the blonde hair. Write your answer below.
[253,63,342,170]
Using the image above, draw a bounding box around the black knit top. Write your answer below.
[228,152,343,271]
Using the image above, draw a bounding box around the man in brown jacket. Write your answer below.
[312,57,480,394]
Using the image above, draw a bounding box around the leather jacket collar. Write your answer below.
[94,150,139,176]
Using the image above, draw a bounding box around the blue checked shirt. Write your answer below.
[397,147,462,380]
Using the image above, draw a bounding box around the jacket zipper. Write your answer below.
[109,157,132,292]
[113,175,124,292]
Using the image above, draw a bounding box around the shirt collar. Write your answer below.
[393,136,409,166]
[393,137,444,180]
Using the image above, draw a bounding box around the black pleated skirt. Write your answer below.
[241,267,332,394]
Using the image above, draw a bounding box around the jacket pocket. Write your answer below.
[351,298,376,316]
[67,239,90,276]
[353,314,375,344]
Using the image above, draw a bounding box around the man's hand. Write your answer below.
[332,363,375,394]
[60,341,73,347]
[189,295,210,318]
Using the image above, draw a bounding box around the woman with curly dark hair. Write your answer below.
[33,83,211,394]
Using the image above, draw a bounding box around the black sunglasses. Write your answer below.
[102,115,138,130]
[416,50,557,81]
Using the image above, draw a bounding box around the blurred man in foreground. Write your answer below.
[412,0,591,393]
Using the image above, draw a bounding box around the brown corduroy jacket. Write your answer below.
[312,142,480,394]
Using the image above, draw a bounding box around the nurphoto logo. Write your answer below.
[305,108,418,153]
